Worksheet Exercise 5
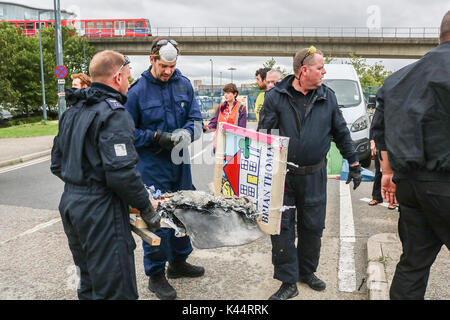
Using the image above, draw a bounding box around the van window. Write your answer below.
[322,79,362,107]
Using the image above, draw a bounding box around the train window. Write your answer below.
[74,21,85,30]
[137,21,144,28]
[96,21,103,29]
[18,23,24,29]
[26,23,34,30]
[35,22,45,30]
[105,21,113,29]
[47,22,54,27]
[9,22,16,27]
[127,21,135,29]
[87,21,94,29]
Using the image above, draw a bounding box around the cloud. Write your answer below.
[7,0,447,84]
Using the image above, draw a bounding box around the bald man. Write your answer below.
[51,50,160,300]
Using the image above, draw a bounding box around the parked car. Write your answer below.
[323,64,371,168]
[0,108,13,121]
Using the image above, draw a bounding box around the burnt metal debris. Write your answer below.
[156,190,259,225]
[154,190,264,249]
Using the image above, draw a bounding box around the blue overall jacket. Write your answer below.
[125,68,202,192]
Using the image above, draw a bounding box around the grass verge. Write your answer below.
[0,121,58,138]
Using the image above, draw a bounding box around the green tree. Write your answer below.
[62,26,95,77]
[0,21,21,109]
[262,57,289,77]
[0,22,95,117]
[347,53,392,87]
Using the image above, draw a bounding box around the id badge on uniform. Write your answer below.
[114,144,128,157]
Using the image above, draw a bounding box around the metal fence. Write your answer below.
[80,26,440,38]
[195,85,381,118]
[152,26,440,38]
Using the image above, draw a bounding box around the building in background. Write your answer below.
[0,1,76,20]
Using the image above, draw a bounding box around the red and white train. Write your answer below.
[4,18,151,37]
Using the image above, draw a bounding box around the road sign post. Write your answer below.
[54,0,66,119]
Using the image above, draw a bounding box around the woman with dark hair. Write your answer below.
[207,83,247,131]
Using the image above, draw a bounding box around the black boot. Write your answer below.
[299,273,326,291]
[268,283,299,300]
[167,260,205,279]
[148,271,177,300]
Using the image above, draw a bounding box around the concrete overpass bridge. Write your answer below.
[87,26,440,59]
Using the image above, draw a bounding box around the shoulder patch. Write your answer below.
[105,98,125,110]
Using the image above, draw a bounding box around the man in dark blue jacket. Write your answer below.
[125,38,204,300]
[260,46,362,300]
[51,50,160,299]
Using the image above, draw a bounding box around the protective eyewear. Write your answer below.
[151,39,178,55]
[300,45,317,66]
[113,55,130,78]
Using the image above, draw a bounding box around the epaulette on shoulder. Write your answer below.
[105,98,125,110]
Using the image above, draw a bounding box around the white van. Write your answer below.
[323,64,371,167]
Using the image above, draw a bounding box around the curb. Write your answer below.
[366,233,398,300]
[0,149,52,168]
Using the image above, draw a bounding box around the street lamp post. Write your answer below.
[228,67,236,83]
[38,11,48,121]
[210,59,213,97]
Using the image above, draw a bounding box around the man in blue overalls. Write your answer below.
[125,38,204,300]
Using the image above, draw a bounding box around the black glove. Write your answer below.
[154,130,175,150]
[140,205,161,232]
[346,164,362,190]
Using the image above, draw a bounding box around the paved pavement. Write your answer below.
[0,135,448,300]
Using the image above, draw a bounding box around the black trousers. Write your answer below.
[390,176,450,300]
[371,153,383,202]
[59,184,138,300]
[271,167,327,284]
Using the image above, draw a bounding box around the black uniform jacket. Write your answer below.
[51,82,151,211]
[371,41,450,173]
[260,74,358,166]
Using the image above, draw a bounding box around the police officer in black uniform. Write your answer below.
[260,46,362,300]
[371,11,450,300]
[51,50,160,300]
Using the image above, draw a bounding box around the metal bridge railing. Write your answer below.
[151,26,440,38]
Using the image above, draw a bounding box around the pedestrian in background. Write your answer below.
[254,67,271,122]
[125,37,204,300]
[207,83,247,131]
[257,69,283,130]
[51,50,160,300]
[371,10,450,300]
[368,136,395,210]
[71,73,91,89]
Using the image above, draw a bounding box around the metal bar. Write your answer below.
[38,12,47,121]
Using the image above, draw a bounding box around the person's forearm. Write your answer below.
[379,151,394,174]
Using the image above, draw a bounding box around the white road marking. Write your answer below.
[338,180,357,292]
[0,217,61,245]
[0,155,51,174]
[360,197,397,209]
[190,144,211,161]
[1,136,213,245]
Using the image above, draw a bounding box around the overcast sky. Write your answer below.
[7,0,450,85]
